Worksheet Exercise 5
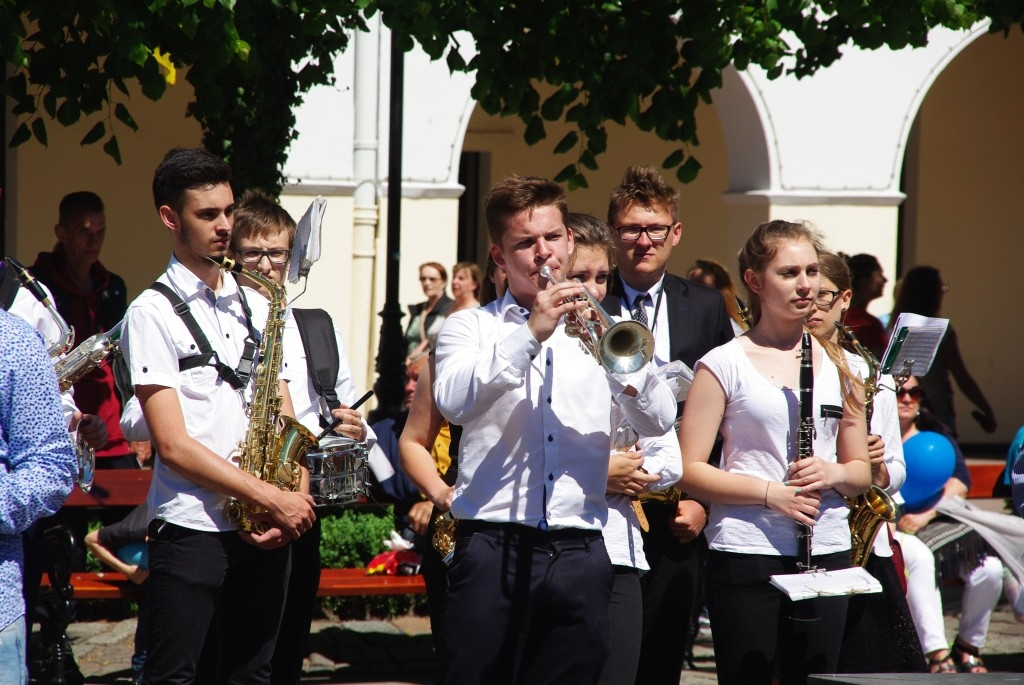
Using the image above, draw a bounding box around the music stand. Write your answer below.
[879,313,949,385]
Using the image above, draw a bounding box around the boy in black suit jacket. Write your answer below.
[602,166,734,684]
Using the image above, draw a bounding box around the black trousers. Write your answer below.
[142,521,290,685]
[706,549,850,685]
[598,566,642,685]
[269,519,322,685]
[441,521,612,685]
[634,500,706,685]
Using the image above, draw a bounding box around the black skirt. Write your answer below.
[836,552,927,673]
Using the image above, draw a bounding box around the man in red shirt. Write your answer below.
[32,191,149,468]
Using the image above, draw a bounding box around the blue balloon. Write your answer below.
[115,542,149,570]
[902,431,956,512]
[905,489,944,515]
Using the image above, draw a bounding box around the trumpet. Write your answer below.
[539,265,653,374]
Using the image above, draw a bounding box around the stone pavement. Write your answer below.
[67,603,1023,684]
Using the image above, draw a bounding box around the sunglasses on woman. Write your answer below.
[896,387,923,399]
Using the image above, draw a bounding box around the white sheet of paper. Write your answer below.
[769,566,882,601]
[288,196,326,284]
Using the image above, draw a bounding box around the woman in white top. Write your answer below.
[806,251,925,674]
[677,220,870,685]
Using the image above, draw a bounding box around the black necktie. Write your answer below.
[632,293,650,328]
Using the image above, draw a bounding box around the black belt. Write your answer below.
[458,519,602,542]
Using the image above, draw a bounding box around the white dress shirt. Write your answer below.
[122,257,267,532]
[619,275,671,366]
[433,290,676,531]
[605,426,682,570]
[280,307,375,448]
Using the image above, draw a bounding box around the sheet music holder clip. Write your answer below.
[879,313,948,384]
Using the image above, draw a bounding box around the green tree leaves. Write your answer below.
[370,0,1010,185]
[3,1,1022,190]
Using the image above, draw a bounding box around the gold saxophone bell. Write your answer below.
[847,485,897,567]
[835,322,900,567]
[539,266,654,374]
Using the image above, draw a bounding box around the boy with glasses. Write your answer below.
[229,189,372,685]
[602,165,734,684]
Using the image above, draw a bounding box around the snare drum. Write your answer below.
[306,436,368,506]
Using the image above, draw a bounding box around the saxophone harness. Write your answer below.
[149,279,259,390]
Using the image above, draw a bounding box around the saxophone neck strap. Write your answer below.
[148,281,255,390]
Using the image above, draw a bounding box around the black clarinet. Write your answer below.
[796,331,816,573]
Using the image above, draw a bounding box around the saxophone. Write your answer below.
[211,257,317,533]
[835,323,897,567]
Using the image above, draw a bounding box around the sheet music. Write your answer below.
[770,566,882,601]
[879,313,948,376]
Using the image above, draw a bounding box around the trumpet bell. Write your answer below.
[600,320,654,374]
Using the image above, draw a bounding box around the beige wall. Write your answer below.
[902,30,1024,446]
[5,79,203,300]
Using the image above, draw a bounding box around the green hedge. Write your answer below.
[318,505,396,568]
[318,504,425,619]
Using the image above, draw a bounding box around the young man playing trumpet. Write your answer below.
[432,175,676,684]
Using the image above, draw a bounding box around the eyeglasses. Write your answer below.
[234,248,291,265]
[896,387,923,400]
[815,289,841,307]
[616,225,672,242]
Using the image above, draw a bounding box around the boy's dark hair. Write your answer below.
[483,175,567,245]
[58,191,104,225]
[152,147,232,212]
[232,189,296,247]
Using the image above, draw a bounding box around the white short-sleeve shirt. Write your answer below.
[121,257,268,532]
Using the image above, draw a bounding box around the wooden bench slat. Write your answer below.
[40,567,425,601]
[63,470,153,508]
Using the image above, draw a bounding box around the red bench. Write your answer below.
[965,461,1005,499]
[41,567,426,601]
[57,471,425,600]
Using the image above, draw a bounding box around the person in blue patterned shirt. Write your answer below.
[0,308,76,685]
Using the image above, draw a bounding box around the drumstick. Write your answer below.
[316,390,374,442]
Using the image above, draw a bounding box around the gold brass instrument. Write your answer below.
[539,265,654,374]
[212,256,317,533]
[835,322,897,567]
[432,512,457,565]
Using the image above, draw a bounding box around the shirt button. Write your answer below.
[546,360,551,366]
[548,473,554,481]
[547,397,551,404]
[547,435,553,442]
[190,344,196,350]
[142,367,148,373]
[226,333,230,338]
